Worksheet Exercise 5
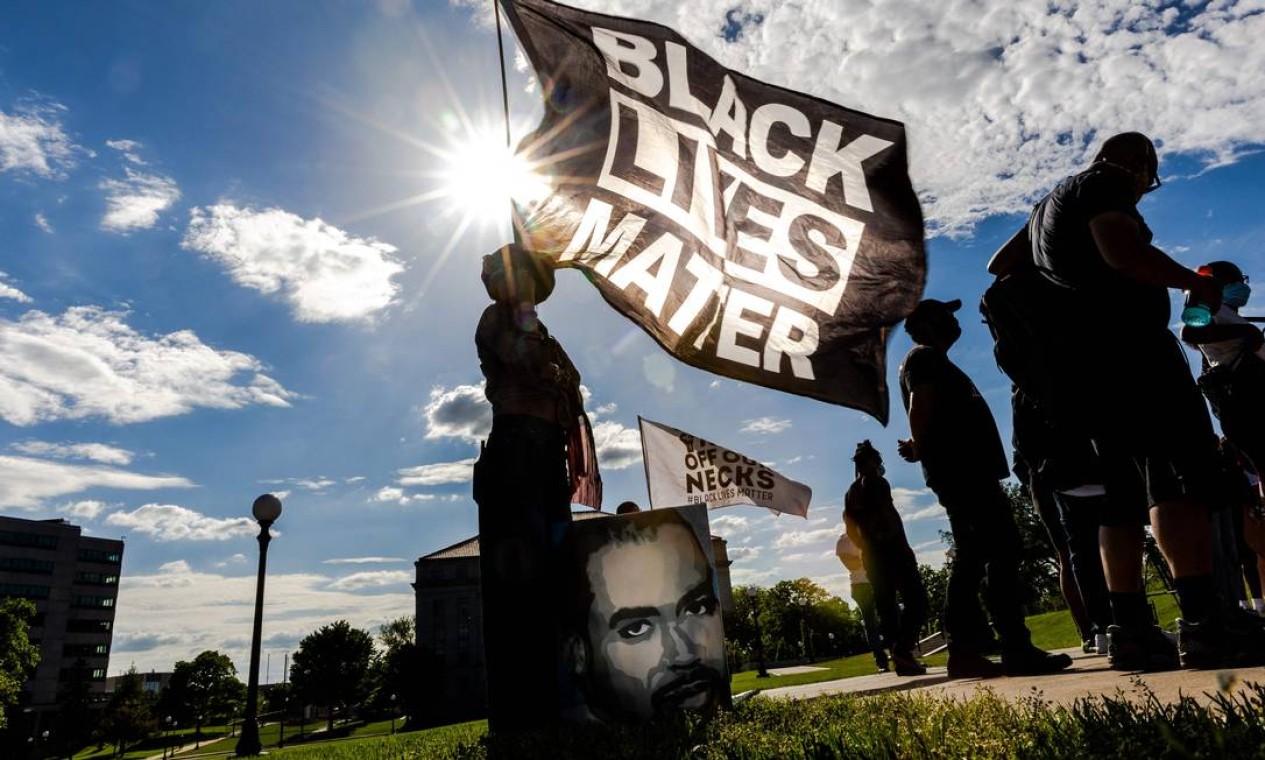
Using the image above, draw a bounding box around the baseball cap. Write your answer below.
[904,298,962,336]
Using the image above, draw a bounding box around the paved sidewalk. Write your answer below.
[761,648,1265,707]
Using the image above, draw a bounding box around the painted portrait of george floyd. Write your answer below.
[558,504,731,724]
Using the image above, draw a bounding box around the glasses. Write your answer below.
[1141,174,1162,195]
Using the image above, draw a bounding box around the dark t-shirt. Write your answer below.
[844,476,909,547]
[1029,164,1170,332]
[899,345,1009,487]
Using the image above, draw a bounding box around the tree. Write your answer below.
[918,563,951,637]
[290,620,375,732]
[157,650,244,738]
[369,616,419,727]
[0,598,40,731]
[55,658,96,755]
[98,667,155,756]
[753,579,864,662]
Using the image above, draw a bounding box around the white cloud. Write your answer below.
[283,477,336,492]
[104,504,259,542]
[592,420,642,470]
[374,486,405,502]
[323,556,408,565]
[422,383,491,443]
[372,486,438,505]
[740,417,792,435]
[709,514,749,533]
[105,139,146,165]
[213,553,248,569]
[495,0,1265,236]
[58,500,109,520]
[0,102,81,178]
[344,476,366,484]
[0,455,192,511]
[159,560,193,574]
[33,213,53,233]
[891,487,946,522]
[0,306,296,425]
[113,564,415,674]
[100,167,181,232]
[772,526,839,549]
[10,440,135,465]
[396,459,475,487]
[182,204,404,323]
[901,503,947,522]
[0,272,33,303]
[328,570,413,591]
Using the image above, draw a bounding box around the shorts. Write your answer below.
[1079,333,1220,512]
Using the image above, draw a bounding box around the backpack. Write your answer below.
[979,265,1086,420]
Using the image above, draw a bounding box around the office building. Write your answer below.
[0,515,124,723]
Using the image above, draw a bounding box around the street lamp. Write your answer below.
[235,494,283,757]
[389,694,397,735]
[745,587,770,678]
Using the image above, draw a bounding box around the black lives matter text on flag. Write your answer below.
[500,0,925,424]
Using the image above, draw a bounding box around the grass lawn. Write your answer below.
[733,592,1183,695]
[75,596,1191,759]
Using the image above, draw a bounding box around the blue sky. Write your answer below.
[2,0,1263,679]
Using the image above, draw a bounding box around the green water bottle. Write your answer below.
[1181,292,1213,327]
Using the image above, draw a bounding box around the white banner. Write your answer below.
[638,417,811,518]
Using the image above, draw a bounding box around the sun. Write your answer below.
[436,129,552,231]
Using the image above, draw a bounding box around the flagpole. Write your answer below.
[492,0,522,242]
[637,416,655,509]
[493,0,512,150]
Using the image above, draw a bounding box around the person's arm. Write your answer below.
[898,383,937,463]
[987,226,1030,276]
[1088,213,1221,309]
[1181,322,1265,348]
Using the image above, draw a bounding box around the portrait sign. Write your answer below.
[557,504,731,723]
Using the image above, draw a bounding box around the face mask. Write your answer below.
[1224,282,1251,309]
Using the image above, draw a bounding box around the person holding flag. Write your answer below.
[472,242,601,733]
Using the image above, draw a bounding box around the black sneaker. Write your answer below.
[947,648,1003,679]
[892,652,928,676]
[1177,615,1265,669]
[1106,624,1179,672]
[1001,645,1074,676]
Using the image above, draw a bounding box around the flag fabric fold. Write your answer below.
[500,0,926,424]
[639,417,811,518]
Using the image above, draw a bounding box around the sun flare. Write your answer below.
[438,131,551,230]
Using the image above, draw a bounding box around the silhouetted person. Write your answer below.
[898,298,1072,679]
[990,133,1265,669]
[844,441,927,675]
[473,243,600,733]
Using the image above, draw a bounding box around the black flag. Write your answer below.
[501,0,925,424]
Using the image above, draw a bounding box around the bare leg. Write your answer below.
[1100,523,1145,592]
[1151,500,1213,577]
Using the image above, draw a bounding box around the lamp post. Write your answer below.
[745,587,770,678]
[235,494,283,757]
[389,694,397,735]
